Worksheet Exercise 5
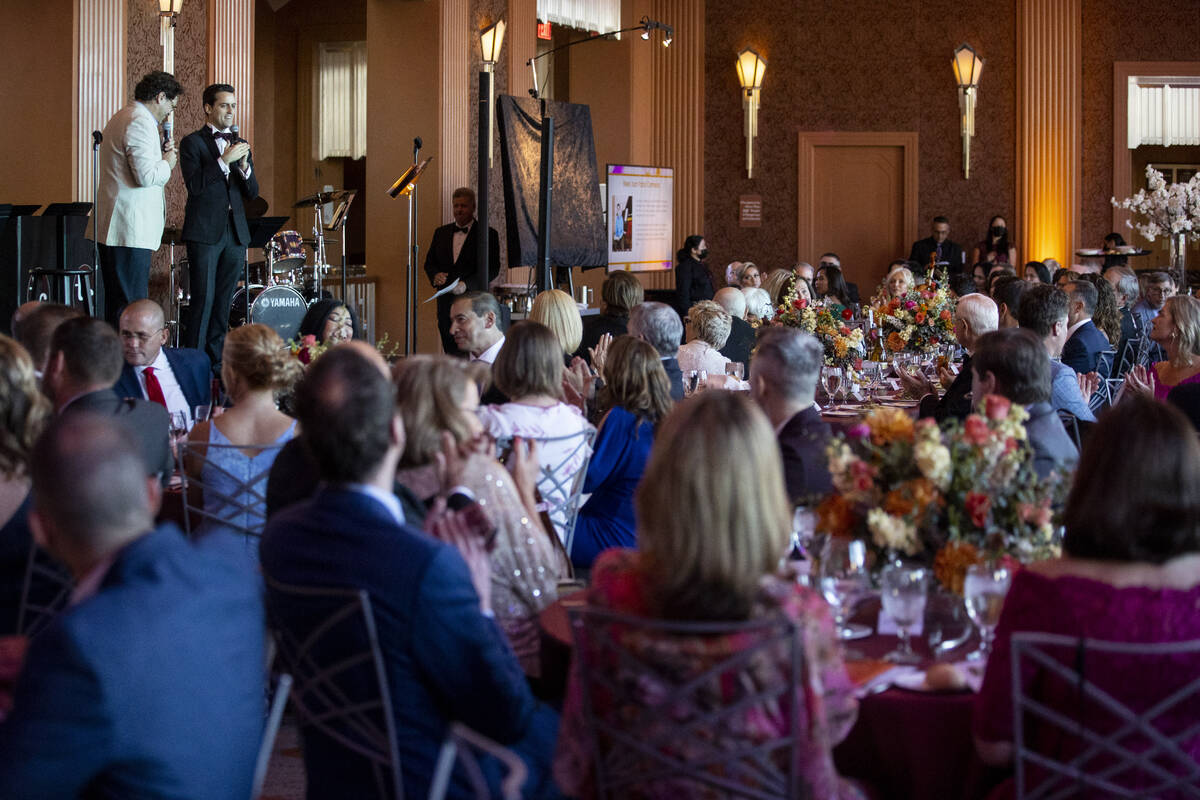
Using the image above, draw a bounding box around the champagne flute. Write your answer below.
[881,562,929,663]
[964,564,1012,662]
[725,361,745,382]
[819,538,872,642]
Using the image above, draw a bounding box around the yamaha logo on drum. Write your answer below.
[258,295,306,309]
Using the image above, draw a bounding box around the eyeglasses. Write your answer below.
[120,328,166,343]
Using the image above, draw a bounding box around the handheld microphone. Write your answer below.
[230,124,243,143]
[414,136,422,150]
[162,118,172,149]
[92,130,102,149]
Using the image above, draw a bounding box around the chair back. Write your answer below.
[177,440,287,541]
[16,544,74,638]
[427,722,527,800]
[1011,631,1200,799]
[495,426,596,552]
[252,672,293,800]
[568,605,808,800]
[1056,411,1082,452]
[263,576,404,800]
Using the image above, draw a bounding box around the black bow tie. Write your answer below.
[455,226,471,235]
[213,130,235,142]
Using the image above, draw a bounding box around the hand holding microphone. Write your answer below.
[162,118,178,169]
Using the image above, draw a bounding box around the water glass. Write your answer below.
[194,404,211,423]
[819,537,871,641]
[964,564,1013,662]
[685,370,699,396]
[881,562,929,663]
[725,361,745,382]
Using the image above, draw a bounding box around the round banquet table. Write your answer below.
[537,584,1010,800]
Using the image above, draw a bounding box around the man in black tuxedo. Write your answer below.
[41,316,174,482]
[909,216,967,275]
[423,187,500,356]
[180,83,259,367]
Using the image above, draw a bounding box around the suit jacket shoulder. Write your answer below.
[164,347,212,409]
[777,407,834,504]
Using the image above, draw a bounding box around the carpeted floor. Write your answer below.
[259,720,306,800]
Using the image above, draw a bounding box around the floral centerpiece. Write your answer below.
[288,334,328,365]
[772,276,865,373]
[1112,165,1200,282]
[815,395,1064,592]
[871,272,957,356]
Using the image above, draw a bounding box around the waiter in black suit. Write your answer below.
[180,83,259,368]
[909,215,966,276]
[423,187,500,356]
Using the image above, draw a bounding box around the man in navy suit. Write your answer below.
[628,301,685,401]
[751,326,832,505]
[180,83,259,366]
[113,299,211,427]
[1061,280,1111,378]
[424,187,501,356]
[260,343,559,799]
[0,414,265,798]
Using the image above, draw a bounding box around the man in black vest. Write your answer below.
[180,82,259,367]
[423,187,500,356]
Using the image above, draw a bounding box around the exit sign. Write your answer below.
[536,20,552,40]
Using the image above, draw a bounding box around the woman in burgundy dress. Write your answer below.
[974,395,1200,796]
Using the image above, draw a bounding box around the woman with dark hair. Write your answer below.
[569,336,672,570]
[674,234,713,313]
[1075,273,1122,346]
[1103,231,1130,268]
[973,396,1200,790]
[1051,267,1077,289]
[971,215,1018,267]
[814,263,852,308]
[1023,260,1051,284]
[972,262,989,293]
[297,299,358,345]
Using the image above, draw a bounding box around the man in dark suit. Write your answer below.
[628,301,685,401]
[1105,265,1144,377]
[0,414,264,798]
[180,83,259,366]
[909,216,967,275]
[42,316,174,481]
[1061,280,1111,378]
[113,299,211,425]
[424,187,501,356]
[260,343,558,799]
[899,292,999,422]
[972,328,1078,478]
[714,287,755,377]
[751,327,832,505]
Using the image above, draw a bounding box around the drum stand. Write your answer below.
[309,200,327,299]
[165,233,184,346]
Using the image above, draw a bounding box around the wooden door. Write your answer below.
[797,132,918,297]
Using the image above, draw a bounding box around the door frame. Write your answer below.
[796,131,919,266]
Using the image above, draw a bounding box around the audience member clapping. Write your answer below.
[530,289,583,365]
[1016,283,1096,422]
[1124,294,1200,401]
[554,390,861,798]
[393,355,568,674]
[576,271,642,361]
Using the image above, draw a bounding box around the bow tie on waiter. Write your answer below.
[454,225,471,235]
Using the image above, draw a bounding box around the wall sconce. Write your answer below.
[479,19,506,167]
[736,48,767,179]
[952,43,983,180]
[158,0,182,73]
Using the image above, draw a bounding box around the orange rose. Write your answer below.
[915,311,927,324]
[868,407,915,446]
[816,494,857,536]
[886,332,907,352]
[940,309,952,321]
[934,541,982,595]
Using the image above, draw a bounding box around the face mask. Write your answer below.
[697,248,709,260]
[990,226,1006,238]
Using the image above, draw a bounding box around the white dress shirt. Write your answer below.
[209,124,253,180]
[452,220,473,263]
[473,335,505,366]
[137,349,192,427]
[340,482,406,526]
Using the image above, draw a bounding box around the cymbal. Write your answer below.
[302,237,337,247]
[293,189,351,208]
[161,227,183,245]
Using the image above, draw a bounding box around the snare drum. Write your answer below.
[267,230,306,274]
[229,284,307,341]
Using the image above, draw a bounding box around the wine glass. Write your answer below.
[964,564,1013,662]
[819,537,872,642]
[881,562,930,663]
[193,404,211,424]
[685,370,700,396]
[168,410,189,439]
[822,367,844,409]
[725,361,745,382]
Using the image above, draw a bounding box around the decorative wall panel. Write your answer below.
[208,0,254,143]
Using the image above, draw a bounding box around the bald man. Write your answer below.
[112,299,212,428]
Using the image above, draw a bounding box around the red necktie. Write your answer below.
[143,367,168,408]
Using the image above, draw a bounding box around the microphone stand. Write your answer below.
[91,131,102,318]
[408,137,421,356]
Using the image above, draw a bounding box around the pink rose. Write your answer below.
[905,300,918,310]
[984,394,1011,421]
[847,423,871,439]
[963,414,990,446]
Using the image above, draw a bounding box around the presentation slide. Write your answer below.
[606,164,673,272]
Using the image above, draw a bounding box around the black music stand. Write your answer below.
[0,204,41,333]
[243,216,289,325]
[36,203,94,315]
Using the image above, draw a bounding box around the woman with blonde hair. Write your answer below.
[0,336,50,634]
[761,268,793,308]
[884,262,915,298]
[186,323,302,560]
[1125,294,1200,400]
[570,336,672,569]
[393,355,568,674]
[554,391,863,798]
[530,289,583,363]
[676,300,731,378]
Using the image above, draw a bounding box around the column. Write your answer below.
[208,0,254,142]
[77,0,125,202]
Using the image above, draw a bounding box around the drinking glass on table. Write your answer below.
[822,366,844,409]
[685,370,699,396]
[819,537,871,641]
[964,564,1013,662]
[193,404,212,424]
[725,361,745,382]
[881,562,929,664]
[168,410,189,440]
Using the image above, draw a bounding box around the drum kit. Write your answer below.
[166,189,356,344]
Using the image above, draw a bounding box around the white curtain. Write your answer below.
[316,41,367,159]
[537,0,621,34]
[1128,79,1200,148]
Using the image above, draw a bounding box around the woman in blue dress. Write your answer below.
[570,335,673,569]
[185,323,302,568]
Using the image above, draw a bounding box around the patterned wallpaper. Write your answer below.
[126,0,208,301]
[703,0,1017,279]
[1080,0,1200,247]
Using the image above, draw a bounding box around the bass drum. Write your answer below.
[229,284,307,342]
